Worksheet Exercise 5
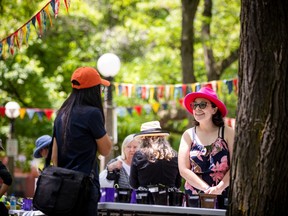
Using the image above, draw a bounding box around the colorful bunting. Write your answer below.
[0,0,70,58]
[0,78,238,121]
[114,78,238,102]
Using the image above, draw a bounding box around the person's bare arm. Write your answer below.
[0,183,9,198]
[51,137,58,166]
[178,128,210,191]
[96,134,112,156]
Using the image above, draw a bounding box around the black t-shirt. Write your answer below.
[129,150,182,189]
[0,161,12,185]
[54,105,107,176]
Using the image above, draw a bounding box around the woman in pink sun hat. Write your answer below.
[178,86,234,200]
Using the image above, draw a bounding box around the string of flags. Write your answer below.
[0,0,70,58]
[114,78,238,102]
[0,78,237,125]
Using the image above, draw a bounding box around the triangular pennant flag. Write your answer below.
[14,31,20,49]
[36,12,42,36]
[195,83,201,91]
[36,110,44,121]
[149,86,155,102]
[134,105,142,116]
[26,22,31,43]
[141,86,147,99]
[126,107,133,116]
[0,106,5,117]
[44,109,54,120]
[19,108,26,119]
[233,79,238,95]
[165,85,170,100]
[182,84,187,96]
[162,103,168,110]
[0,42,2,57]
[157,85,164,100]
[64,0,70,12]
[169,85,174,100]
[26,109,36,119]
[204,83,213,90]
[44,5,53,27]
[179,98,185,108]
[151,102,160,113]
[143,104,152,114]
[116,107,127,117]
[226,80,233,94]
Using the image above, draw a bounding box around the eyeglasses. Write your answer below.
[191,102,209,110]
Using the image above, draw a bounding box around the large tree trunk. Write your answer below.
[229,0,288,215]
[181,0,199,84]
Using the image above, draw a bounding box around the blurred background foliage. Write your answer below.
[0,0,240,171]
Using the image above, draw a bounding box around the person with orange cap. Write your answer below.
[51,66,113,216]
[178,86,234,199]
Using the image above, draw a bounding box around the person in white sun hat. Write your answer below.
[130,121,181,190]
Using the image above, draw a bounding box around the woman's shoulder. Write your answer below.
[183,127,194,136]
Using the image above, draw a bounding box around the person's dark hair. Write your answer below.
[56,84,104,150]
[139,136,176,162]
[193,102,224,127]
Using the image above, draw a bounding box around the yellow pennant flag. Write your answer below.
[20,108,26,119]
[151,102,160,113]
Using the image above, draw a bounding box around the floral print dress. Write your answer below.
[185,126,230,196]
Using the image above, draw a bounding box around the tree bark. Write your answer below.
[181,0,199,84]
[229,0,288,215]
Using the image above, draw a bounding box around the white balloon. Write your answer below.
[97,53,121,77]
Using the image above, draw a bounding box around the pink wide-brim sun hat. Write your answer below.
[183,87,228,117]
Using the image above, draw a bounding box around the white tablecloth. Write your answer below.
[9,210,45,216]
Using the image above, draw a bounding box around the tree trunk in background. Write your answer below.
[181,0,199,84]
[201,0,216,80]
[201,0,239,81]
[229,0,288,215]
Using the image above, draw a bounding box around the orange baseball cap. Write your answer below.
[71,66,110,89]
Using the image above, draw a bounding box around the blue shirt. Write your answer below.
[54,105,106,176]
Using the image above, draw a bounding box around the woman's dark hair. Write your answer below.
[56,84,104,150]
[193,102,224,127]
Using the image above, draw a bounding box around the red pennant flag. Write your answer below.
[182,84,187,96]
[179,98,185,108]
[141,87,146,99]
[64,0,69,12]
[134,105,142,116]
[44,109,54,120]
[157,86,164,99]
[233,79,238,94]
[14,31,20,49]
[0,106,5,117]
[204,83,213,89]
[36,12,42,36]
